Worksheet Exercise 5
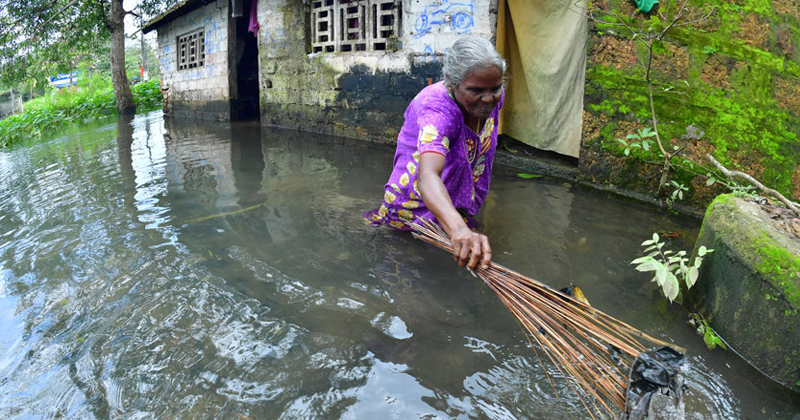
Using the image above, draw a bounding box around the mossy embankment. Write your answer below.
[581,0,800,212]
[688,194,800,390]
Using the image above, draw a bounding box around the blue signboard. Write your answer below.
[49,72,80,89]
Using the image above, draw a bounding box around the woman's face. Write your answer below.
[452,66,504,120]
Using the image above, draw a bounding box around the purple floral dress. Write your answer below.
[364,81,504,230]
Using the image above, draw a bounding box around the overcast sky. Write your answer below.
[124,0,159,47]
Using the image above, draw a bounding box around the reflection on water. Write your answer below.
[0,111,797,419]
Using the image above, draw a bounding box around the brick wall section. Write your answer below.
[156,0,234,121]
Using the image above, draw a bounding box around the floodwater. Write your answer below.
[0,111,797,419]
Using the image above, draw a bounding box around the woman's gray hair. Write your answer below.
[442,36,507,90]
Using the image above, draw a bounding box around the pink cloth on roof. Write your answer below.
[363,81,504,230]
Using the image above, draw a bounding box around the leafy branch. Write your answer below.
[631,232,713,302]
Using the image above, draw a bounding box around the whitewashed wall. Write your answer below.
[403,0,496,56]
[255,0,496,75]
[157,0,231,105]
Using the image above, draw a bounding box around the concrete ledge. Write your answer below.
[688,194,800,391]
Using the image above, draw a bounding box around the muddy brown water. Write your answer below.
[0,111,797,419]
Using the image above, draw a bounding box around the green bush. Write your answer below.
[0,79,162,147]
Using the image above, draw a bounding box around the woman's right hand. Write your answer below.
[449,226,492,270]
[418,152,492,271]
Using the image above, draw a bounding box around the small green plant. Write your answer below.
[701,45,718,54]
[616,127,657,156]
[730,182,758,199]
[668,180,689,201]
[631,232,713,302]
[689,313,728,350]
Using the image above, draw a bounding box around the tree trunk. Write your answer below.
[109,0,135,115]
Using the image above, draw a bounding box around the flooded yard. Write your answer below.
[0,111,797,419]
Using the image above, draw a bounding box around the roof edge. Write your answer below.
[143,0,219,34]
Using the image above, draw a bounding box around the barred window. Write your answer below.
[311,0,401,53]
[177,28,205,70]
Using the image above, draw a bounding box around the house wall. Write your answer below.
[156,0,235,121]
[256,0,497,144]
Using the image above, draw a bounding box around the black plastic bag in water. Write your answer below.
[623,346,686,420]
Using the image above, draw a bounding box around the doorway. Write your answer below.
[233,0,261,121]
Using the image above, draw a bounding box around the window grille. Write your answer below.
[311,0,400,53]
[177,28,206,70]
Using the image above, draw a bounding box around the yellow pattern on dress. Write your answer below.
[419,124,439,144]
[402,200,419,209]
[413,180,421,197]
[406,161,417,175]
[473,164,485,182]
[480,118,494,154]
[412,151,420,162]
[391,183,402,193]
[398,209,414,221]
[384,190,397,204]
[442,136,450,151]
[378,204,388,217]
[399,172,410,186]
[390,221,406,229]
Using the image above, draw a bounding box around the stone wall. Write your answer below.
[581,0,800,206]
[156,0,235,121]
[688,194,800,392]
[256,0,497,144]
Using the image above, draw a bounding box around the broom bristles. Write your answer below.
[408,218,683,419]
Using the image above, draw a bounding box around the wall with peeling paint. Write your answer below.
[155,0,235,121]
[255,0,498,144]
[150,0,499,138]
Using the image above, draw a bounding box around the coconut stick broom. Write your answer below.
[408,218,683,419]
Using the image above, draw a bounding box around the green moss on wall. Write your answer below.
[755,233,800,308]
[586,0,800,206]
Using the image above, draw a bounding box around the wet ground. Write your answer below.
[0,111,797,419]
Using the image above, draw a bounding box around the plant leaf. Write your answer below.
[517,173,542,179]
[654,263,668,286]
[663,272,680,302]
[687,266,699,288]
[703,327,727,350]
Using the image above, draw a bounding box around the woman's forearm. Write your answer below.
[418,169,469,237]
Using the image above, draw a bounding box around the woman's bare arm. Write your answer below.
[418,152,491,270]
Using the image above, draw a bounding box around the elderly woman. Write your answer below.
[364,36,506,270]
